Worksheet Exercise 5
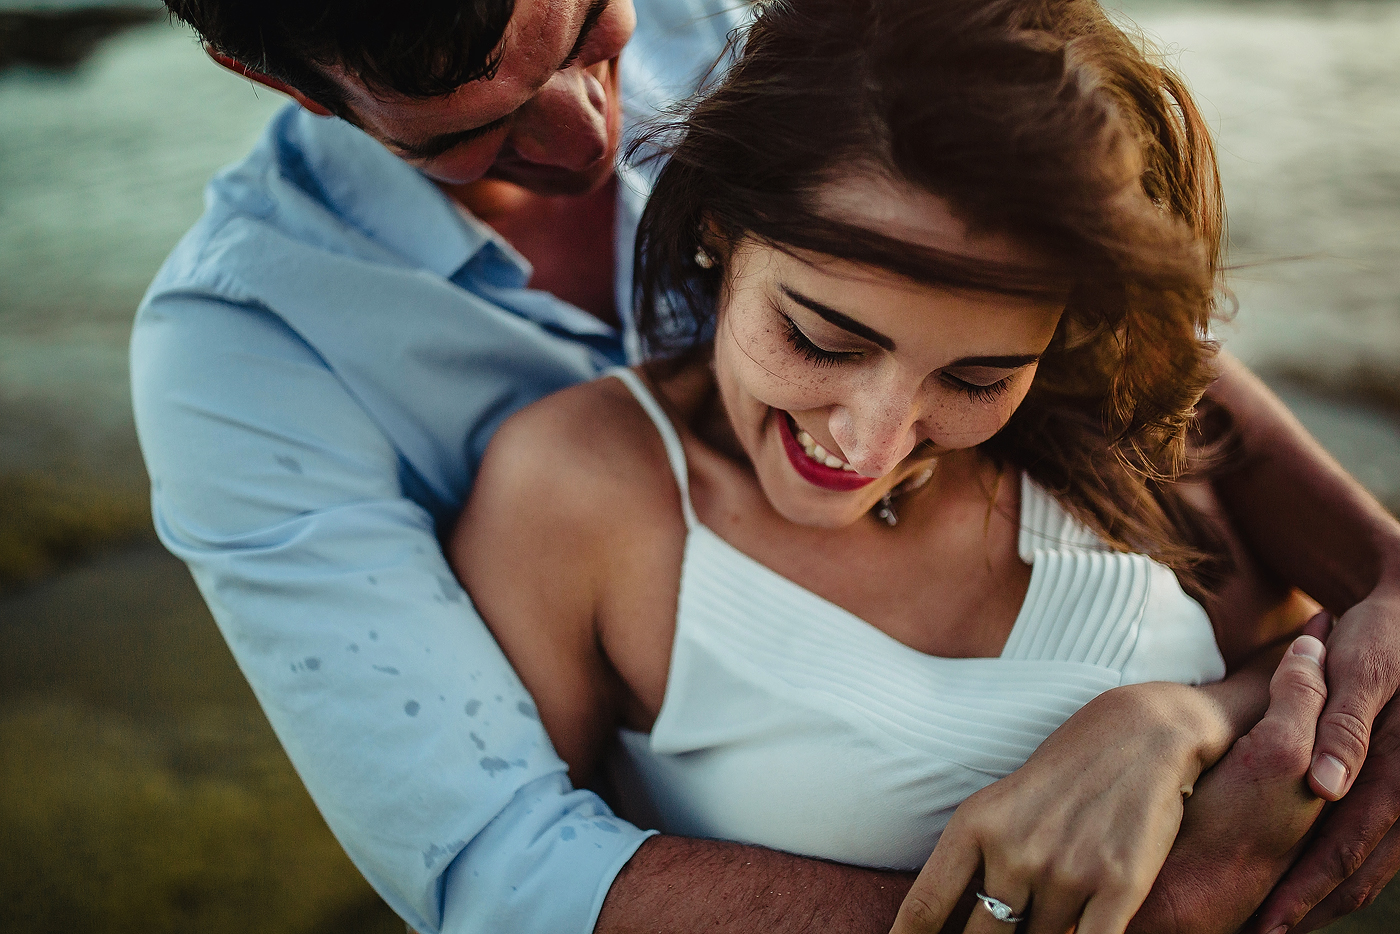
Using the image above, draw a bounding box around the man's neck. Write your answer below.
[445,178,541,223]
[441,177,621,329]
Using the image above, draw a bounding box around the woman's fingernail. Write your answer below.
[1313,754,1348,797]
[1266,926,1288,934]
[1291,635,1325,667]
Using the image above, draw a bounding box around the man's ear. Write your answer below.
[206,49,336,118]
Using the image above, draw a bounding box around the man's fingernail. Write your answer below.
[1291,635,1325,667]
[1266,926,1287,934]
[1313,753,1348,797]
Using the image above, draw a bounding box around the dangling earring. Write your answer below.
[694,247,715,269]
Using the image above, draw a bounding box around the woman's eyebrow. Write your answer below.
[781,285,894,350]
[947,353,1042,368]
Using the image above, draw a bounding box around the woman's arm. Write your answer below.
[890,673,1260,934]
[889,632,1330,934]
[449,387,624,783]
[889,445,1330,934]
[1130,634,1332,934]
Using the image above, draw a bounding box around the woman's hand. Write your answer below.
[890,678,1240,934]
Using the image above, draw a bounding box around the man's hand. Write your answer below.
[1202,352,1400,932]
[1130,635,1330,934]
[1255,589,1400,933]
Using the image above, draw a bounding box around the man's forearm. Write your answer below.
[1206,352,1400,610]
[596,836,915,934]
[1204,356,1400,931]
[1128,637,1334,934]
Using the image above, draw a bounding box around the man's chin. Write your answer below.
[486,158,616,198]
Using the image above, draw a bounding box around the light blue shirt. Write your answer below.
[129,2,746,931]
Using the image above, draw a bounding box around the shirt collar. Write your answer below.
[286,108,520,282]
[280,104,645,356]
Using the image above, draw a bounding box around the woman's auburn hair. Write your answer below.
[633,0,1231,593]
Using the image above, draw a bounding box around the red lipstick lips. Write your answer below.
[776,412,875,492]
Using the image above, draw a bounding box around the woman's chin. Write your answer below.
[762,483,877,530]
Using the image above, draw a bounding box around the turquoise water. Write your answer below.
[0,18,280,455]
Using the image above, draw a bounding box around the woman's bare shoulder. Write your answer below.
[467,372,685,539]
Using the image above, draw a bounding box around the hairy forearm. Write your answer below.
[1129,799,1319,934]
[596,836,914,934]
[1128,637,1332,934]
[1206,352,1400,612]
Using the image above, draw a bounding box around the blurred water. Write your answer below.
[0,19,280,448]
[1,2,1395,496]
[1121,0,1400,377]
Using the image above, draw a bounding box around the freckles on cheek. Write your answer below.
[719,303,836,409]
[731,341,834,411]
[930,397,1022,450]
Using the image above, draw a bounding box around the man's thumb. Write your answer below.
[1267,635,1330,747]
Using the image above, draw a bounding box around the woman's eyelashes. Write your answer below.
[780,314,860,367]
[942,372,1014,403]
[779,311,1018,403]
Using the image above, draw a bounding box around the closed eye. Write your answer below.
[942,372,1014,403]
[781,314,862,367]
[389,113,512,161]
[558,0,611,70]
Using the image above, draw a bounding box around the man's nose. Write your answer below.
[507,68,609,171]
[828,384,924,479]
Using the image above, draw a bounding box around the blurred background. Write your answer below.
[0,0,1396,931]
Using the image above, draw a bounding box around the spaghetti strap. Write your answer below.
[607,367,697,528]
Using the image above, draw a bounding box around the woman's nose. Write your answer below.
[506,68,610,171]
[827,388,924,479]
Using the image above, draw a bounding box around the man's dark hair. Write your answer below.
[165,0,516,117]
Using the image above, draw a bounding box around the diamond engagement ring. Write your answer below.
[975,892,1025,925]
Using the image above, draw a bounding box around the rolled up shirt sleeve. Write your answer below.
[131,291,654,934]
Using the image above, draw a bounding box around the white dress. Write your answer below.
[605,368,1226,871]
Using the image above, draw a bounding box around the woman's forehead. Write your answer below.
[814,170,1045,269]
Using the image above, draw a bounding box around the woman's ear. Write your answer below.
[696,215,731,265]
[205,48,336,118]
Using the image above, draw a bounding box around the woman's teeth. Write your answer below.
[795,427,856,471]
